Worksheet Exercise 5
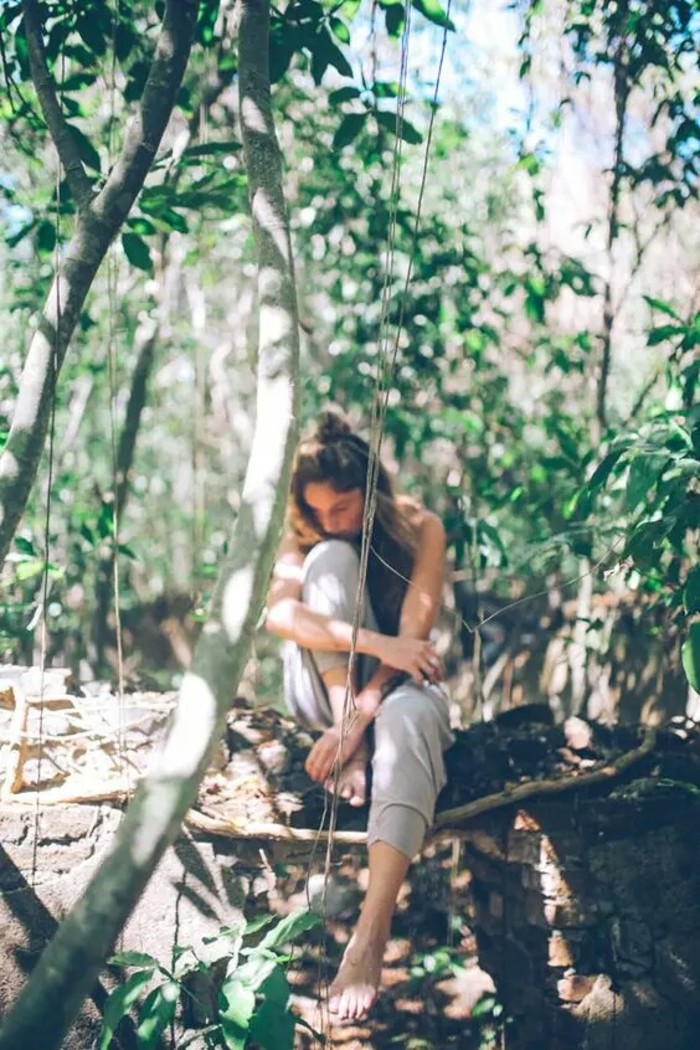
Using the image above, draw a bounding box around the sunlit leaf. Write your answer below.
[219,978,255,1049]
[330,16,351,44]
[412,0,455,31]
[134,984,178,1049]
[99,970,153,1050]
[256,908,321,952]
[108,951,160,971]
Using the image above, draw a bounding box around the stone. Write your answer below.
[548,932,575,969]
[564,716,593,751]
[557,973,597,1003]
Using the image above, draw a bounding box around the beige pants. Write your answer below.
[283,540,453,859]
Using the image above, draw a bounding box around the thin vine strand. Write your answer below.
[31,32,65,890]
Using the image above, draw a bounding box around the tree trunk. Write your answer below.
[0,0,198,568]
[0,0,300,1045]
[92,325,159,671]
[594,15,629,441]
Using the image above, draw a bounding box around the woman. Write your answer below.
[265,411,453,1021]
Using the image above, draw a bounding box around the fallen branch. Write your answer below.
[433,727,657,829]
[186,808,368,846]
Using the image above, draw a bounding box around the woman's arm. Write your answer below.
[356,509,446,697]
[265,532,440,679]
[398,510,446,640]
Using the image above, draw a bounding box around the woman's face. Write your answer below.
[303,482,365,539]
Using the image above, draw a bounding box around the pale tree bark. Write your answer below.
[0,0,300,1046]
[594,6,630,442]
[0,0,199,566]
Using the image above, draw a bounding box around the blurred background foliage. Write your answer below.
[0,0,698,722]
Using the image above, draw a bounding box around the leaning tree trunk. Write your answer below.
[0,0,300,1045]
[0,0,198,567]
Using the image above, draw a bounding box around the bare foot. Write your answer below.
[325,749,368,807]
[328,932,384,1021]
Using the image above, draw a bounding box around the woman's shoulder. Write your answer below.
[396,496,445,543]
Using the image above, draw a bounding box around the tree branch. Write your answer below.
[90,0,200,239]
[0,1,300,1044]
[21,0,94,208]
[0,0,199,569]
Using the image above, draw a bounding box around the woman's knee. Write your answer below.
[302,540,361,617]
[303,539,359,577]
[377,684,452,746]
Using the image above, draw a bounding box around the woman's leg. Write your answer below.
[329,682,453,1020]
[282,540,379,804]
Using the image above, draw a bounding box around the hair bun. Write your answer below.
[315,410,352,444]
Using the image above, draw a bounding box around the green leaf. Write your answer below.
[14,535,36,556]
[36,220,57,254]
[100,970,154,1050]
[625,455,653,511]
[135,983,178,1049]
[14,559,45,582]
[109,951,160,971]
[121,232,153,272]
[256,908,320,953]
[330,16,351,43]
[235,955,278,990]
[310,29,353,83]
[684,567,700,615]
[643,295,680,320]
[587,448,624,490]
[383,2,405,37]
[75,12,108,56]
[373,80,400,98]
[248,1000,295,1050]
[332,111,367,150]
[219,978,255,1049]
[329,86,361,104]
[471,994,498,1018]
[681,623,700,693]
[412,0,455,30]
[67,124,101,172]
[376,110,423,144]
[127,216,157,236]
[241,914,277,938]
[258,964,291,1009]
[647,323,684,345]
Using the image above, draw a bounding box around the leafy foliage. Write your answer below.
[99,907,321,1049]
[0,0,697,707]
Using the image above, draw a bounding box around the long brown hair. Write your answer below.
[288,411,418,635]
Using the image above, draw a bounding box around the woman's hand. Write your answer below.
[371,634,442,685]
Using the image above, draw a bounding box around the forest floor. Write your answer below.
[248,835,496,1050]
[5,665,699,1048]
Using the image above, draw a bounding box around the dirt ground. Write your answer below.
[250,839,498,1050]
